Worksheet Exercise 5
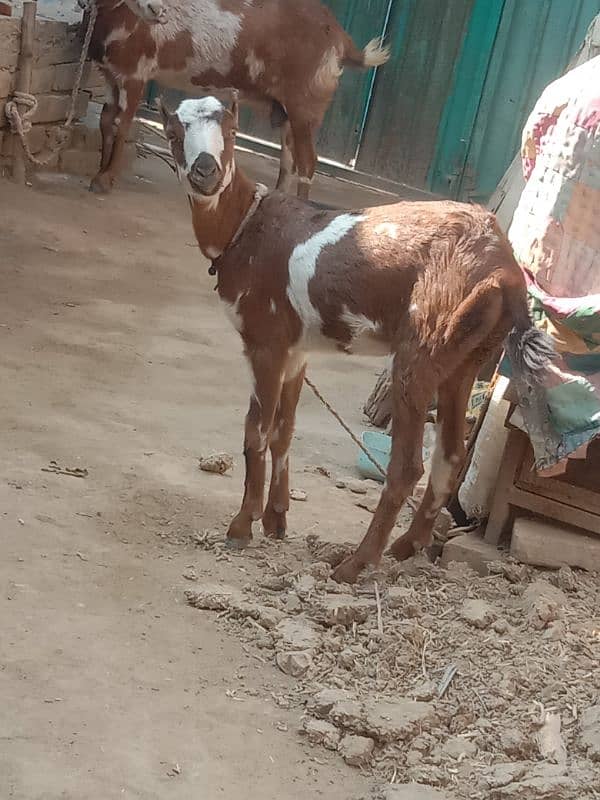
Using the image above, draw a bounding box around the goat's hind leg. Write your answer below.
[332,352,436,584]
[388,364,477,561]
[226,349,287,549]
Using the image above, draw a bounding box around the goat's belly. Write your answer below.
[300,321,390,358]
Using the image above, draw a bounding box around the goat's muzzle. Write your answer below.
[188,153,221,196]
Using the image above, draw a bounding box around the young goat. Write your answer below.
[84,0,388,197]
[160,96,553,584]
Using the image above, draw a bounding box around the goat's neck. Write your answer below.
[190,168,257,262]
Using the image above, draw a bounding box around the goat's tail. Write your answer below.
[343,37,390,69]
[504,290,555,385]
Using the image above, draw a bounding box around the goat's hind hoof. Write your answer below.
[89,174,113,194]
[331,555,364,585]
[225,536,251,551]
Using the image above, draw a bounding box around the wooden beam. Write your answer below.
[11,0,37,184]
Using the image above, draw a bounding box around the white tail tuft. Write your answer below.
[363,38,390,68]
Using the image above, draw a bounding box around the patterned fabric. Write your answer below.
[504,56,600,474]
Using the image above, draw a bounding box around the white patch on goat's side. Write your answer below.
[287,214,366,332]
[222,292,243,333]
[245,50,265,81]
[313,46,343,91]
[374,222,398,239]
[177,97,225,171]
[269,299,277,314]
[118,88,128,113]
[154,0,243,77]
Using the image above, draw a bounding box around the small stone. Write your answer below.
[302,718,340,750]
[315,595,376,627]
[290,488,307,502]
[556,565,577,593]
[493,618,509,635]
[441,735,477,760]
[387,586,413,610]
[412,679,437,702]
[362,699,437,743]
[434,507,454,538]
[307,688,352,719]
[199,452,233,474]
[338,734,374,767]
[285,593,302,613]
[337,648,356,669]
[522,580,567,630]
[255,605,285,630]
[580,705,600,761]
[294,574,316,598]
[543,619,566,641]
[275,617,321,651]
[185,583,244,611]
[329,699,365,731]
[276,650,312,678]
[499,729,536,759]
[347,479,369,495]
[460,598,496,629]
[308,561,330,581]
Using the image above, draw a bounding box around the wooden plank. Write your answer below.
[508,486,600,536]
[484,428,528,544]
[10,0,36,184]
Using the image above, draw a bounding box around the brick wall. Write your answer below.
[0,14,134,179]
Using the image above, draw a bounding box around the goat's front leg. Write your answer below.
[226,349,287,548]
[263,360,306,540]
[91,78,145,194]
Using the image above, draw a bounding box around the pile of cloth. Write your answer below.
[502,55,600,476]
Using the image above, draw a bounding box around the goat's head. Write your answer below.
[160,95,239,201]
[122,0,167,24]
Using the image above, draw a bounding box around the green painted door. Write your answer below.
[355,0,476,187]
[430,0,600,202]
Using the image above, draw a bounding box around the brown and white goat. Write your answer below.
[159,96,552,584]
[84,0,388,197]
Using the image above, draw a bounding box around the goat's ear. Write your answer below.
[230,89,239,130]
[156,97,172,131]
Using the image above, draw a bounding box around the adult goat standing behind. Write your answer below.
[85,0,389,196]
[159,96,554,584]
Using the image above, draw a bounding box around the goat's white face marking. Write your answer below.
[287,214,366,330]
[176,97,226,173]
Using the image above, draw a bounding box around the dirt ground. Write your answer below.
[2,153,600,800]
[0,156,391,800]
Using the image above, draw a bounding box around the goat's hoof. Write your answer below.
[225,536,251,551]
[90,173,113,194]
[331,555,363,585]
[262,508,287,541]
[388,538,420,562]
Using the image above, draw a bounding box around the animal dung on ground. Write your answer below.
[199,453,234,475]
[290,488,308,502]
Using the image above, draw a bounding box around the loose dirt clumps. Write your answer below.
[185,532,600,799]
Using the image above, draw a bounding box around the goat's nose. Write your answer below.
[192,159,218,179]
